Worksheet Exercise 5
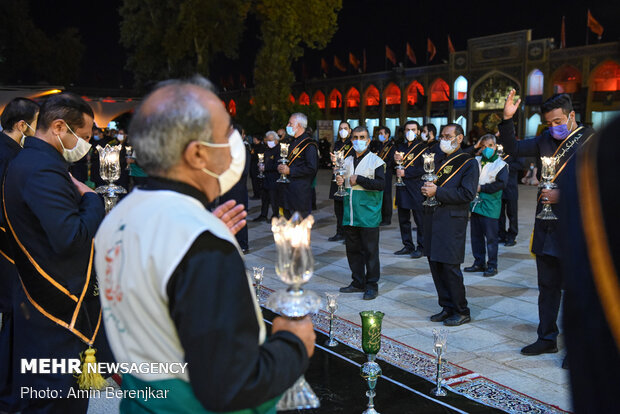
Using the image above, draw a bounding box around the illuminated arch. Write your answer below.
[228,99,237,116]
[299,92,310,106]
[346,87,360,108]
[590,60,620,92]
[430,78,450,102]
[527,69,544,96]
[329,89,343,109]
[551,64,582,94]
[364,85,380,106]
[312,90,325,109]
[453,76,468,100]
[384,83,401,105]
[406,81,424,105]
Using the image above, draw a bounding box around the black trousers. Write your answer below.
[397,207,424,251]
[498,198,518,242]
[470,213,499,268]
[428,259,470,316]
[333,199,344,237]
[381,186,393,224]
[250,173,262,198]
[535,254,563,342]
[344,226,380,291]
[260,187,278,218]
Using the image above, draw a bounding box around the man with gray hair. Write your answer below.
[278,112,318,218]
[94,76,315,413]
[253,130,280,221]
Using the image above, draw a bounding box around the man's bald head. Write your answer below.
[130,76,229,176]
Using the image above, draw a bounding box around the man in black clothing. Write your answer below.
[373,125,395,226]
[95,76,315,413]
[278,113,319,218]
[422,123,479,327]
[249,135,264,200]
[328,121,353,241]
[499,91,596,356]
[0,97,39,413]
[253,130,280,221]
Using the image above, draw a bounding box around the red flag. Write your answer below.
[334,55,347,72]
[363,49,367,72]
[447,35,456,54]
[385,45,396,65]
[321,57,329,74]
[560,16,566,48]
[427,38,437,62]
[349,52,360,70]
[406,43,417,65]
[587,9,604,38]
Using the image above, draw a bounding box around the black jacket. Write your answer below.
[395,140,441,210]
[280,133,318,216]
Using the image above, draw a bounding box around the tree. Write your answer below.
[0,0,83,85]
[120,0,251,88]
[251,0,342,129]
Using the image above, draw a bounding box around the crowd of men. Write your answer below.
[0,79,617,413]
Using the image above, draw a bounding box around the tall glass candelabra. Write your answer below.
[394,151,405,187]
[257,153,265,179]
[334,150,347,197]
[252,266,264,304]
[422,153,439,207]
[496,144,504,157]
[431,328,448,397]
[360,311,384,414]
[536,156,558,220]
[95,144,127,213]
[125,145,133,171]
[325,293,339,347]
[276,143,290,183]
[267,213,321,410]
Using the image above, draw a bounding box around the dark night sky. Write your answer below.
[30,0,620,90]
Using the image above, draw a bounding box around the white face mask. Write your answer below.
[439,138,457,154]
[267,140,277,148]
[58,122,92,163]
[421,132,428,141]
[406,130,416,142]
[117,134,125,141]
[20,121,35,147]
[339,129,349,139]
[199,129,246,196]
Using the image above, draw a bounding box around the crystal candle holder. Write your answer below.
[422,153,439,207]
[334,150,347,197]
[276,143,290,183]
[257,153,265,179]
[95,144,127,213]
[252,266,264,304]
[394,151,405,187]
[431,328,448,397]
[325,293,339,347]
[536,156,558,220]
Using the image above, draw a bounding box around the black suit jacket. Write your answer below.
[396,140,441,210]
[423,148,479,264]
[280,133,318,216]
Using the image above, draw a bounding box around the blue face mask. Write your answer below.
[286,125,295,136]
[352,140,368,153]
[481,147,495,159]
[548,116,572,140]
[378,134,386,142]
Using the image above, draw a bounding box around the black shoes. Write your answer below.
[464,264,486,272]
[328,234,345,242]
[520,339,558,356]
[410,249,423,259]
[394,247,413,255]
[430,310,454,322]
[379,221,391,226]
[363,289,378,300]
[444,314,471,326]
[339,284,365,293]
[242,248,250,254]
[504,240,517,247]
[483,267,498,277]
[252,215,268,222]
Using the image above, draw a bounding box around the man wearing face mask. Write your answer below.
[464,134,508,278]
[394,120,433,258]
[373,126,396,226]
[253,130,280,221]
[95,76,315,413]
[421,123,479,326]
[336,126,385,300]
[499,91,595,357]
[277,113,319,218]
[328,121,353,241]
[2,93,113,413]
[0,97,39,413]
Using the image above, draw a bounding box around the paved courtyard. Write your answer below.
[242,169,571,412]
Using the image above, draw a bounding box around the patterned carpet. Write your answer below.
[258,286,571,414]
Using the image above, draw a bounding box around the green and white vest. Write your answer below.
[342,152,385,228]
